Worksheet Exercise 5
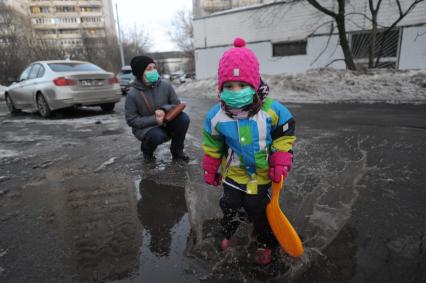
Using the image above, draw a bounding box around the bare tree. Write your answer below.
[121,24,152,65]
[0,3,71,84]
[307,0,357,70]
[78,33,121,72]
[370,0,425,67]
[169,8,195,72]
[0,4,32,83]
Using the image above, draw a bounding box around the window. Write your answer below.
[351,29,399,67]
[272,41,307,57]
[31,6,40,13]
[80,6,101,13]
[19,66,33,81]
[37,65,46,78]
[59,29,79,34]
[28,64,41,80]
[48,63,103,72]
[56,6,76,13]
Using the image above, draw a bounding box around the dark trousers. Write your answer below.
[220,180,278,248]
[141,112,190,155]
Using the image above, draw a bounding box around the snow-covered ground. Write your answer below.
[176,68,426,104]
[0,85,5,101]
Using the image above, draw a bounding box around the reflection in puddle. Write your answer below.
[113,178,206,282]
[137,179,187,257]
[46,173,141,282]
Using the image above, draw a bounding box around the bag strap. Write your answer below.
[139,91,154,114]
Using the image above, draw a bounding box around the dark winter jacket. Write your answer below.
[125,79,180,139]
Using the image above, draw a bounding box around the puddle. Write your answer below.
[37,131,370,282]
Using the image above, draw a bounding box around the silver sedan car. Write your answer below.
[5,60,122,117]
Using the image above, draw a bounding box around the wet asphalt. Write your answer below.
[0,94,425,283]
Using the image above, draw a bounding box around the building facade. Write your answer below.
[193,0,275,17]
[3,0,116,48]
[193,0,426,78]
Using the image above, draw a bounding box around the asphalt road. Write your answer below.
[0,96,425,282]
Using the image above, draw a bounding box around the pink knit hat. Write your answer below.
[218,37,260,91]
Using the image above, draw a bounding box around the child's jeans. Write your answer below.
[219,178,278,249]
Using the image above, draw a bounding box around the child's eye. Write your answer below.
[238,83,246,88]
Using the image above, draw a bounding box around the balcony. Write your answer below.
[81,22,104,28]
[30,1,52,5]
[33,22,81,29]
[79,11,103,17]
[58,33,82,39]
[52,1,77,6]
[202,0,232,13]
[78,0,102,6]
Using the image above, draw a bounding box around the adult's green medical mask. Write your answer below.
[145,70,159,83]
[220,86,256,108]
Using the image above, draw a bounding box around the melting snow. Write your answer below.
[0,149,19,159]
[177,68,426,104]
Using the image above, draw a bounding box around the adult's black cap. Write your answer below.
[130,55,155,79]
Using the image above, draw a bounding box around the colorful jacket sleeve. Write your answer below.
[202,104,225,159]
[266,99,296,153]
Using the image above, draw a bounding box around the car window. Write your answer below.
[48,62,103,72]
[118,73,134,79]
[28,64,41,80]
[19,65,33,81]
[121,69,132,74]
[37,65,45,78]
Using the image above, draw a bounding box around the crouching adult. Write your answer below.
[125,55,190,162]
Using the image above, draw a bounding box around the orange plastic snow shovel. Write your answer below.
[266,176,304,257]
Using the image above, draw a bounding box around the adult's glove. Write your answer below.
[203,154,222,186]
[268,151,293,183]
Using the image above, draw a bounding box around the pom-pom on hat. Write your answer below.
[218,37,260,91]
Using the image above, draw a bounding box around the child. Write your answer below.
[202,38,296,265]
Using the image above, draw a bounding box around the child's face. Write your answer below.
[222,81,250,91]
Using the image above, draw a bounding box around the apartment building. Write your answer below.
[193,0,275,17]
[5,0,116,48]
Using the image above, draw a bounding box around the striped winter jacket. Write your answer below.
[203,97,296,185]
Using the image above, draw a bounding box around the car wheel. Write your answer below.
[100,103,115,112]
[36,93,52,118]
[5,93,21,115]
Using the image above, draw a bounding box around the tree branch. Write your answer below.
[310,22,335,66]
[307,0,337,19]
[325,58,346,67]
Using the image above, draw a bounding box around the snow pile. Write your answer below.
[176,68,426,104]
[0,85,5,101]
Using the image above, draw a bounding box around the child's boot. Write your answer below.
[254,248,272,265]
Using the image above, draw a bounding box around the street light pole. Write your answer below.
[115,3,125,67]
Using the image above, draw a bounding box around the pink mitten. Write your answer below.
[268,151,293,183]
[203,154,222,186]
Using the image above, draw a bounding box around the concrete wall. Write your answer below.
[399,25,426,70]
[194,0,426,78]
[102,0,117,38]
[195,34,346,78]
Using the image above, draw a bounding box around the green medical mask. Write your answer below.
[220,86,255,108]
[145,70,159,83]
